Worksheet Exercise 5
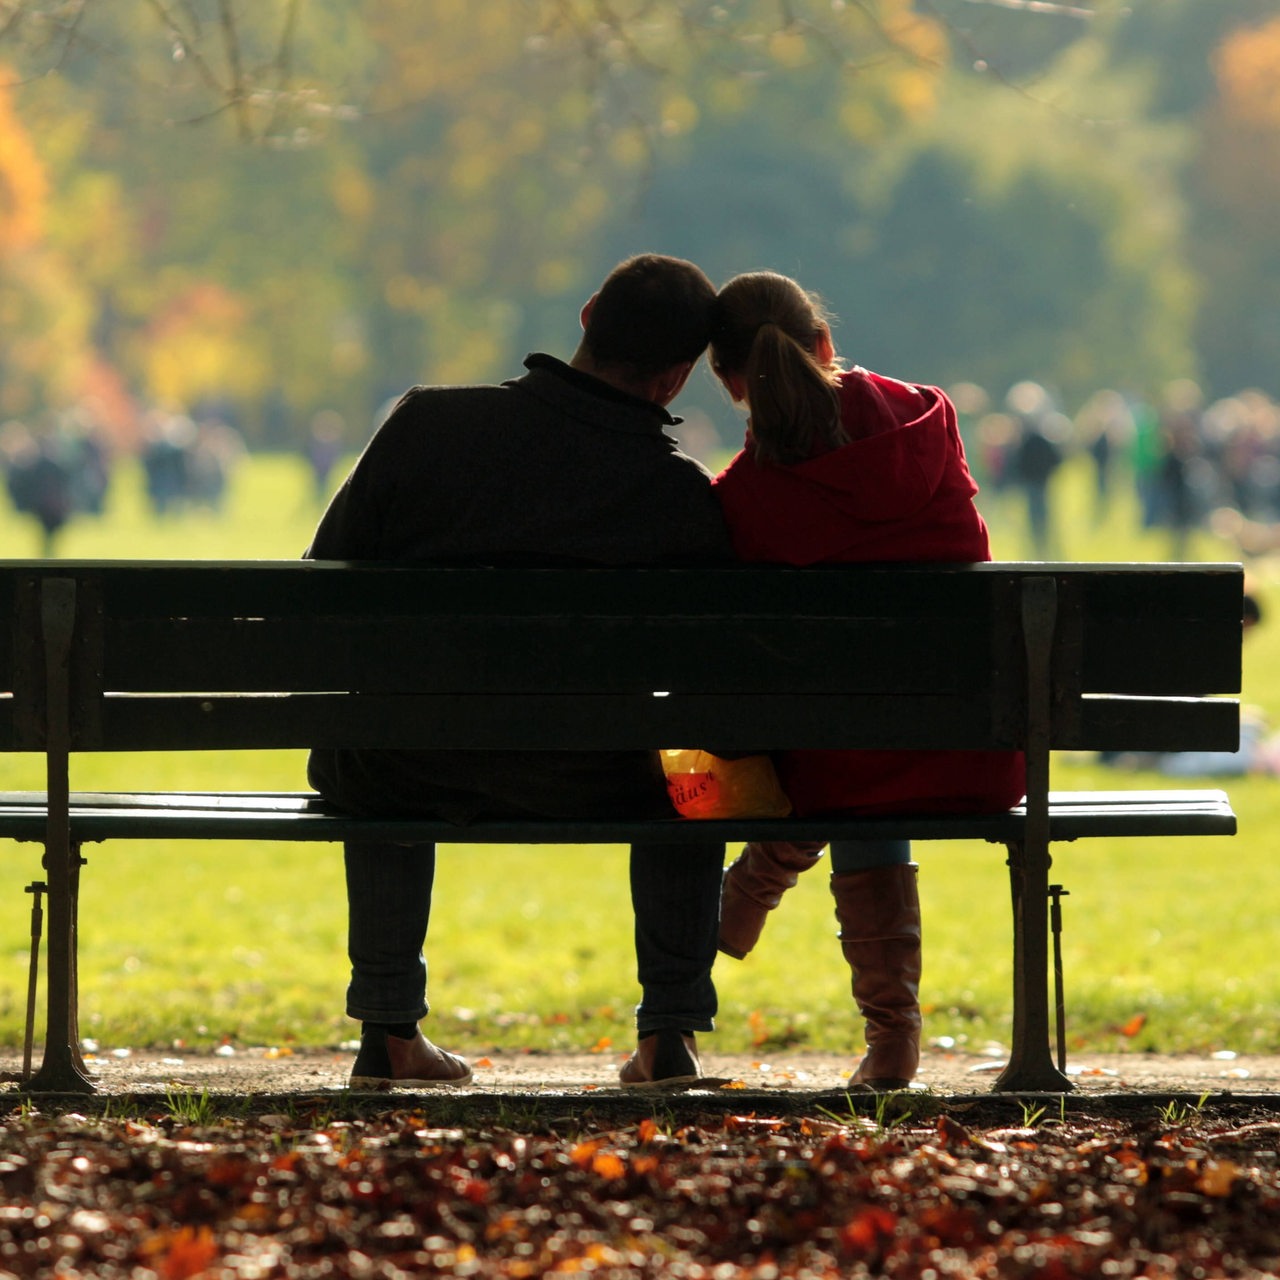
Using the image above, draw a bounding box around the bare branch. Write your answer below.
[274,0,302,81]
[843,0,944,70]
[917,0,1119,127]
[959,0,1094,17]
[143,0,227,98]
[0,1,95,88]
[0,2,27,42]
[215,0,252,140]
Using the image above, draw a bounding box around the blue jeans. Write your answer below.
[344,841,434,1023]
[829,839,912,874]
[344,838,724,1033]
[630,840,723,1035]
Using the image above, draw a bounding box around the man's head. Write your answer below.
[573,254,716,405]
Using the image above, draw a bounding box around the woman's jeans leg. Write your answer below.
[630,840,723,1036]
[829,839,912,874]
[344,841,435,1024]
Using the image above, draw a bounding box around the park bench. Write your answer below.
[0,559,1243,1096]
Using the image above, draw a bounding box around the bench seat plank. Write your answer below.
[0,789,1236,844]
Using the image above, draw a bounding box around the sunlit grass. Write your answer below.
[1,450,1278,1062]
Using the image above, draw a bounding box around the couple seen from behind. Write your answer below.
[305,254,1026,1093]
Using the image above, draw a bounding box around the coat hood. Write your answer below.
[712,368,989,565]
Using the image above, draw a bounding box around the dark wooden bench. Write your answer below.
[0,560,1243,1095]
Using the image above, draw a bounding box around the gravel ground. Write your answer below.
[4,1044,1278,1107]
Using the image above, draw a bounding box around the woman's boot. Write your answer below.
[718,841,826,958]
[830,863,922,1090]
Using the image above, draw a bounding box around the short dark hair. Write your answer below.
[581,254,716,378]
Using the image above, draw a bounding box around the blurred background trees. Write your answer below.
[0,0,1277,451]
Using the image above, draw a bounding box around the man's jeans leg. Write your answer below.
[344,841,435,1024]
[630,840,722,1036]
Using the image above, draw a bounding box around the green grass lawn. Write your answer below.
[1,449,1277,1061]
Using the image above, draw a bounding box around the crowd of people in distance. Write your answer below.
[6,376,1280,567]
[138,411,246,517]
[951,377,1280,563]
[0,413,111,555]
[0,407,246,552]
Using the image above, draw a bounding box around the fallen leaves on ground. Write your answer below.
[2,1106,1279,1277]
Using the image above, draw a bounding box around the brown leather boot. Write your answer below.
[718,841,826,959]
[831,864,922,1090]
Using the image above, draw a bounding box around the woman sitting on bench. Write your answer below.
[707,270,1026,1090]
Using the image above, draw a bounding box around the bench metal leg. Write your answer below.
[25,578,95,1095]
[1050,883,1069,1072]
[68,845,92,1080]
[21,881,45,1083]
[993,839,1074,1093]
[24,840,94,1094]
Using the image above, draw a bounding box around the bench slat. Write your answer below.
[1076,571,1243,695]
[89,690,1239,753]
[80,564,1241,700]
[98,691,1009,751]
[102,615,1000,696]
[0,790,1237,844]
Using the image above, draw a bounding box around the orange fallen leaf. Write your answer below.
[140,1226,218,1280]
[1120,1013,1147,1038]
[840,1206,898,1253]
[1198,1160,1241,1197]
[474,1056,494,1068]
[592,1151,626,1180]
[570,1139,602,1168]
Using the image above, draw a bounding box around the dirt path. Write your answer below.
[6,1044,1279,1105]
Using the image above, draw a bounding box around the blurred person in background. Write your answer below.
[1156,379,1207,561]
[1007,380,1067,560]
[305,410,347,504]
[1073,389,1134,525]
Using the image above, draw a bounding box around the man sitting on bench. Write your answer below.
[305,254,734,1089]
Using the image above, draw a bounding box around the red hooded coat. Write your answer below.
[712,368,1026,818]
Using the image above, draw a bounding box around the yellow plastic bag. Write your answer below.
[660,749,793,820]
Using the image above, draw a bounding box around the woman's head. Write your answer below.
[709,271,846,465]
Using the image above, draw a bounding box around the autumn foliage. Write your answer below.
[2,1104,1279,1277]
[0,68,46,255]
[1201,15,1280,225]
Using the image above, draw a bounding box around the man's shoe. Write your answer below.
[349,1029,472,1089]
[619,1029,701,1087]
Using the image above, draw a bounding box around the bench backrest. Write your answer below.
[0,560,1242,759]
